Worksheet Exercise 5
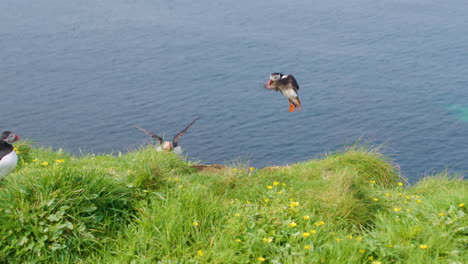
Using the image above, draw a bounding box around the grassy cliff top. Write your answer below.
[0,143,466,263]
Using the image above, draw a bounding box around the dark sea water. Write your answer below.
[1,0,468,181]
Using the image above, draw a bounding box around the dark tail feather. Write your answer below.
[295,97,301,110]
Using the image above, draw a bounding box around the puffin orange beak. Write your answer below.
[268,80,273,85]
[15,134,19,142]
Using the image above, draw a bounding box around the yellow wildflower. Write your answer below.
[197,250,203,256]
[303,215,310,220]
[288,222,297,228]
[302,232,310,238]
[393,207,401,212]
[290,201,300,207]
[359,249,366,254]
[278,191,283,195]
[398,182,403,186]
[385,193,391,197]
[310,229,317,234]
[369,180,376,184]
[371,197,379,201]
[232,168,237,172]
[386,244,393,248]
[257,257,265,262]
[405,195,410,199]
[459,203,465,207]
[264,198,269,203]
[41,162,48,166]
[398,193,403,196]
[304,245,312,250]
[262,237,273,243]
[355,237,363,242]
[314,221,325,226]
[192,221,199,227]
[335,238,342,242]
[419,244,428,249]
[273,181,279,186]
[267,185,273,190]
[438,212,445,217]
[235,239,241,243]
[249,167,255,171]
[55,159,65,163]
[246,201,251,204]
[346,235,353,239]
[282,183,287,186]
[372,261,382,264]
[416,199,422,204]
[234,213,240,217]
[368,256,374,261]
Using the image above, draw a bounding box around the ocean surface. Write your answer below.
[1,0,468,181]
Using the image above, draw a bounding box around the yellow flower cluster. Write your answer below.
[313,221,325,226]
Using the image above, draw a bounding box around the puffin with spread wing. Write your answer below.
[136,117,199,153]
[264,73,301,112]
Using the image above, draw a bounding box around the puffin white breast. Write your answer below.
[0,150,18,179]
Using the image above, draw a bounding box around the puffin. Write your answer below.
[0,131,19,180]
[136,117,199,154]
[263,73,301,112]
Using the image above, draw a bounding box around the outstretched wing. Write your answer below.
[135,126,163,144]
[280,75,299,91]
[172,117,199,144]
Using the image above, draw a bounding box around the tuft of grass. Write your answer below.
[0,160,134,262]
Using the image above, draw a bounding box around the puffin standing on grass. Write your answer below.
[136,117,199,154]
[0,131,19,180]
[264,73,301,112]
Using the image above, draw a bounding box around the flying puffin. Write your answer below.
[136,117,199,154]
[0,131,19,180]
[264,73,301,112]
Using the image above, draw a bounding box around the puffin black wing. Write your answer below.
[172,117,199,145]
[279,75,299,91]
[0,131,15,160]
[135,126,163,144]
[0,145,13,161]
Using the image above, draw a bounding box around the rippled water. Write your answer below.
[2,0,468,181]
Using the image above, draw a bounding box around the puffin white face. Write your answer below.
[270,73,282,82]
[2,131,19,145]
[162,141,173,150]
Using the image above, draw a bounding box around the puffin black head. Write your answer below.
[268,73,283,85]
[1,131,19,145]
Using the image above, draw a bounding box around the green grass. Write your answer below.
[0,143,466,263]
